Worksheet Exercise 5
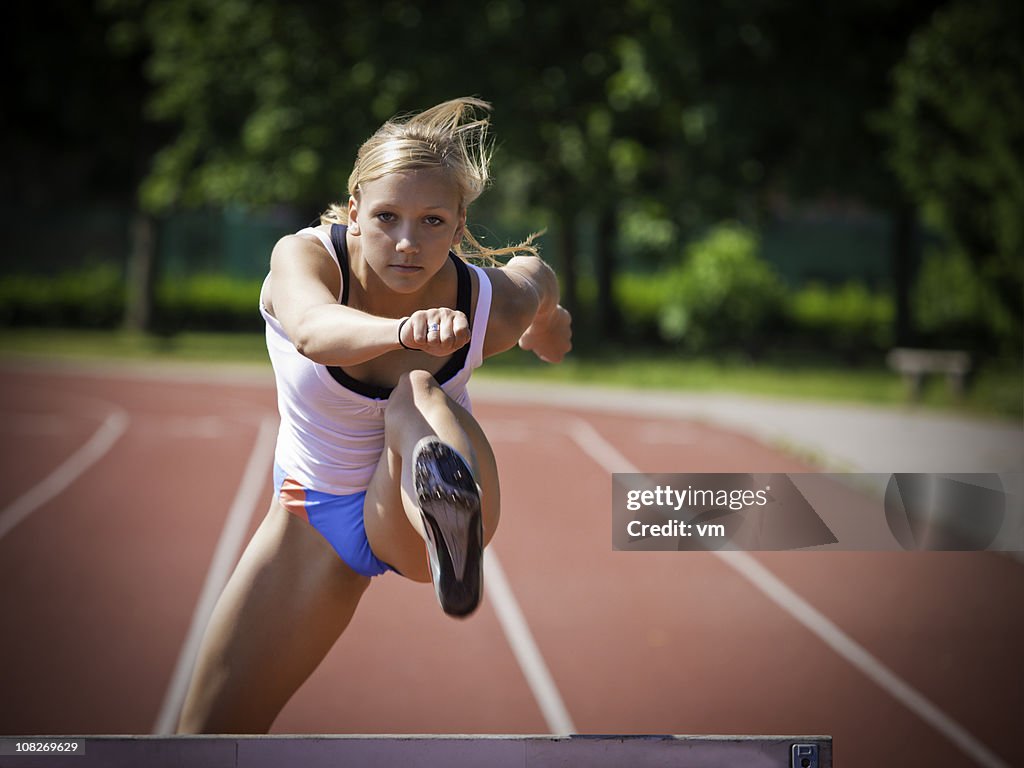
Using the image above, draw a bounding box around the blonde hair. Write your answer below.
[320,97,539,265]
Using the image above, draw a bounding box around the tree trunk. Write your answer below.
[595,207,619,339]
[557,202,578,324]
[890,203,917,347]
[124,212,156,332]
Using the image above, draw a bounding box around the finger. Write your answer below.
[412,312,434,348]
[431,310,468,350]
[435,314,454,347]
[451,311,471,348]
[425,320,442,348]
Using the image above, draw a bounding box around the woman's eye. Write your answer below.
[375,212,396,222]
[425,216,444,226]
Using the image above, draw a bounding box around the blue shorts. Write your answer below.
[273,464,394,578]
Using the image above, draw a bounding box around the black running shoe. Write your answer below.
[413,437,483,618]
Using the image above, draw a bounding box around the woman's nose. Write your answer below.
[395,225,419,254]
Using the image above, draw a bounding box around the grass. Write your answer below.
[1,327,1020,422]
[479,345,1023,421]
[0,328,269,363]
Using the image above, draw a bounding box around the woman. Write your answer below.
[177,97,571,733]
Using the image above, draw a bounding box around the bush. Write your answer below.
[912,248,1019,354]
[787,282,893,359]
[613,272,673,343]
[0,265,125,328]
[154,274,264,332]
[611,229,896,360]
[0,269,263,333]
[658,224,786,354]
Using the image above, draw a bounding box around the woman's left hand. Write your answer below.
[518,304,572,363]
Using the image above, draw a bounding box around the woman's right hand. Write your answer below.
[518,304,572,363]
[399,308,471,356]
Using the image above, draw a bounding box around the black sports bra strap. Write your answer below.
[329,223,350,305]
[452,254,471,317]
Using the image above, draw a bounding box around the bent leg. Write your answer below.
[177,500,370,733]
[363,369,500,584]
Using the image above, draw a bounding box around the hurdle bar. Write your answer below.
[0,734,833,767]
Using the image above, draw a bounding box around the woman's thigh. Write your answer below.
[178,500,370,733]
[362,398,500,583]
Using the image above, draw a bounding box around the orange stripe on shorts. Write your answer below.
[279,476,310,524]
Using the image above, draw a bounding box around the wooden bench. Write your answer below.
[886,347,971,400]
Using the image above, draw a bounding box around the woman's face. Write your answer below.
[348,168,465,295]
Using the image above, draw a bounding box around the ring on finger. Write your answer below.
[428,323,440,333]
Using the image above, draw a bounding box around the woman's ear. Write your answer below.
[452,208,467,248]
[347,196,360,234]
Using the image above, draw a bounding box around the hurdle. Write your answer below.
[1,734,833,767]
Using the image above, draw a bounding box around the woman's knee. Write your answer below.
[391,369,441,408]
[387,367,425,408]
[384,370,448,440]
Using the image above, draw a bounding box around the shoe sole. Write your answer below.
[413,438,483,618]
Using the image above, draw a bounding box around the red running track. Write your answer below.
[0,362,1020,767]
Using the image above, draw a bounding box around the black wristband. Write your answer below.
[397,317,414,350]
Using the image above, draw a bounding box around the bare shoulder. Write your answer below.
[273,227,341,281]
[271,226,333,268]
[266,228,343,319]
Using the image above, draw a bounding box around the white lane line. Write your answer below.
[0,408,130,542]
[564,416,1009,768]
[485,550,576,735]
[152,414,278,735]
[716,551,1009,768]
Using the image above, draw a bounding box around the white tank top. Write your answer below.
[260,226,493,495]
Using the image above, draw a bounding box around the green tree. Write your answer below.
[2,1,169,328]
[101,0,975,352]
[883,0,1024,338]
[490,1,680,333]
[104,0,364,212]
[645,1,946,347]
[102,0,682,337]
[658,224,786,355]
[1,0,156,209]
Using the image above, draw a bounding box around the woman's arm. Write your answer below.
[268,234,471,365]
[482,256,572,362]
[266,234,389,366]
[268,234,405,365]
